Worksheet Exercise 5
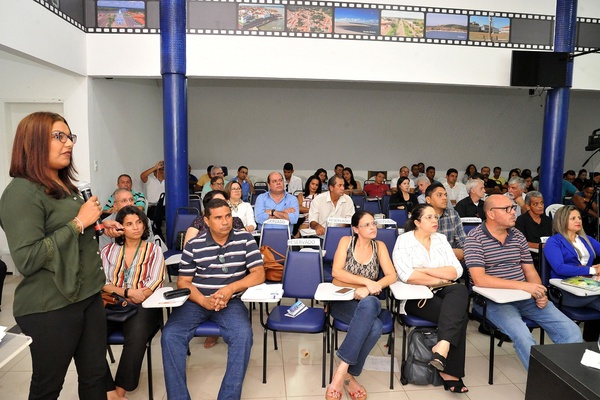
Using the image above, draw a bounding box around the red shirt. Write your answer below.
[364,183,389,198]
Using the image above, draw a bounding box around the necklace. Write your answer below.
[229,200,241,212]
[122,240,142,289]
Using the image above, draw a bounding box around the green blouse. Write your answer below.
[0,178,105,317]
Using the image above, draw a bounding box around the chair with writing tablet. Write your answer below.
[322,218,352,283]
[466,269,544,384]
[330,277,396,389]
[539,244,600,329]
[260,239,326,386]
[259,219,290,260]
[163,207,201,282]
[107,323,161,400]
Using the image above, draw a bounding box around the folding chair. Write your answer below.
[261,239,327,386]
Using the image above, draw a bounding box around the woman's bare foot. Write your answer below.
[107,389,128,400]
[204,336,219,348]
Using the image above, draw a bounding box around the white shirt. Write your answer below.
[145,174,165,204]
[308,192,355,227]
[285,175,303,195]
[392,230,463,314]
[443,182,468,203]
[390,177,415,191]
[231,201,256,230]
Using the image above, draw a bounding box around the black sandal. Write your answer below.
[428,352,447,371]
[443,378,469,393]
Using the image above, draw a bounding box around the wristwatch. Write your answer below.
[271,209,275,216]
[124,288,129,298]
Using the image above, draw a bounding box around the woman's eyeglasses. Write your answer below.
[51,131,77,144]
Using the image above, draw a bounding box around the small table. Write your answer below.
[526,342,600,400]
[142,287,190,308]
[314,282,355,301]
[389,281,434,300]
[472,286,531,303]
[550,278,600,297]
[0,333,33,369]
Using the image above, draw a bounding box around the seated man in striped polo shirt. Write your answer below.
[464,194,582,370]
[161,198,265,400]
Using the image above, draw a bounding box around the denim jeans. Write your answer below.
[474,298,582,370]
[557,290,600,311]
[331,296,383,376]
[161,298,253,400]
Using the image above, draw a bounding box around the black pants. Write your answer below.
[15,293,107,400]
[405,284,469,378]
[105,307,162,391]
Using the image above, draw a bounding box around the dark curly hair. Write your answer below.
[114,205,150,245]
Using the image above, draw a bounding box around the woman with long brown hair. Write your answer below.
[0,112,123,400]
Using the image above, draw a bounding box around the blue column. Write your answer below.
[160,0,188,247]
[539,0,577,205]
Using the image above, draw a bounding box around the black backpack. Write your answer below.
[401,327,443,386]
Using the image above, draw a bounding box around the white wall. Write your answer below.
[87,78,164,204]
[186,79,600,178]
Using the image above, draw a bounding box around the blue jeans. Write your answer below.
[331,296,383,376]
[474,298,582,370]
[161,298,253,400]
[558,290,600,311]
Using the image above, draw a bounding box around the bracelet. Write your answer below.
[73,217,84,234]
[124,288,129,298]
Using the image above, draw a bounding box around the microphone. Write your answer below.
[77,182,104,235]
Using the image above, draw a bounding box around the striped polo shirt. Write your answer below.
[464,223,532,284]
[179,229,263,296]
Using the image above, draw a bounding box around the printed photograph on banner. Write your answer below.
[238,4,285,31]
[287,6,333,33]
[188,2,237,30]
[334,8,379,35]
[97,0,145,28]
[381,10,424,37]
[425,13,468,40]
[469,16,510,42]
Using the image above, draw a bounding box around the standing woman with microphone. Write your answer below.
[0,112,124,400]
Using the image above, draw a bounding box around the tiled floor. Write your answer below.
[0,275,555,399]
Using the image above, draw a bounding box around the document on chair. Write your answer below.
[241,283,283,301]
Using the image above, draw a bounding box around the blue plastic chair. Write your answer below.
[330,291,396,389]
[388,209,408,228]
[322,226,352,282]
[466,269,544,384]
[539,245,600,328]
[262,241,326,387]
[163,207,201,282]
[375,225,398,261]
[107,324,161,400]
[350,193,365,212]
[259,219,291,261]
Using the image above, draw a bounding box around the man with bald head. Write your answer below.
[464,194,582,370]
[254,171,299,231]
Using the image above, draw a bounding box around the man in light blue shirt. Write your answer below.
[254,171,299,231]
